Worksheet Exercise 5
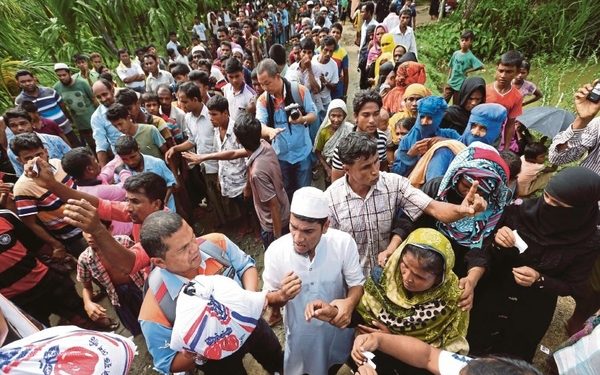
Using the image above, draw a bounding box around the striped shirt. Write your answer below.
[15,86,71,131]
[549,118,600,175]
[331,129,388,170]
[14,159,81,240]
[325,172,432,276]
[0,210,48,299]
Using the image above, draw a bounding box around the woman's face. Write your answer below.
[375,27,385,41]
[400,251,438,293]
[404,94,422,113]
[393,46,406,63]
[328,108,345,129]
[385,71,396,86]
[543,191,572,207]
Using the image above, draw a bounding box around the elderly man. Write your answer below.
[325,132,487,278]
[263,186,365,375]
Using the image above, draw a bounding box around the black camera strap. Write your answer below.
[266,77,304,133]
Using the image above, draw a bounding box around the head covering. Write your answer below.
[396,52,418,65]
[53,63,70,72]
[393,44,407,58]
[443,77,486,133]
[414,96,448,138]
[171,275,266,360]
[517,167,600,246]
[387,84,432,145]
[377,61,395,86]
[459,103,507,146]
[380,33,395,54]
[367,25,389,66]
[382,61,427,114]
[291,187,329,219]
[436,145,512,248]
[232,46,244,56]
[357,228,469,350]
[314,99,353,161]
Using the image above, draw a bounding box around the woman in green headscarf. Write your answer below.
[356,228,469,373]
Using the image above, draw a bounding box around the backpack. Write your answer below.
[266,77,305,134]
[145,239,236,324]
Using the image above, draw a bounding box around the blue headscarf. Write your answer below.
[436,145,512,248]
[392,96,459,175]
[459,103,507,146]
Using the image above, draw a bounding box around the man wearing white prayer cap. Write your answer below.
[262,186,365,375]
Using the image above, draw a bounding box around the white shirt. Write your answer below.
[382,13,400,31]
[213,119,247,198]
[145,70,174,93]
[184,104,218,174]
[262,229,365,375]
[193,23,207,41]
[390,25,418,56]
[116,61,145,89]
[286,62,323,112]
[222,83,256,123]
[360,18,379,51]
[311,55,339,108]
[166,40,180,57]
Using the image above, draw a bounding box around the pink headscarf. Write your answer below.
[367,25,388,66]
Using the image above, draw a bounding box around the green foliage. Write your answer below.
[0,0,226,112]
[453,0,600,61]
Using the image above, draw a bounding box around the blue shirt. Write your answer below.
[255,83,316,164]
[90,104,124,153]
[127,154,177,211]
[139,234,256,374]
[15,87,71,130]
[8,132,71,176]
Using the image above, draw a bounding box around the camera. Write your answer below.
[284,103,302,121]
[587,81,600,103]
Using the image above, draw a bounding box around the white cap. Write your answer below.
[307,0,314,5]
[320,6,328,12]
[191,45,205,54]
[53,63,70,71]
[290,187,329,219]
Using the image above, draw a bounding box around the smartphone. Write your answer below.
[588,81,600,103]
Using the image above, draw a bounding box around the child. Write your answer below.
[445,30,484,104]
[105,103,167,159]
[141,91,184,144]
[486,50,524,152]
[389,116,416,163]
[517,141,556,197]
[513,60,544,106]
[77,230,144,335]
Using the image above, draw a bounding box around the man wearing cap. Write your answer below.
[319,6,333,28]
[263,186,365,375]
[53,63,97,149]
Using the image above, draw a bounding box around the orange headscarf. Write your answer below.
[383,61,427,114]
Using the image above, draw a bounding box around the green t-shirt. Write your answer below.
[53,78,96,130]
[134,123,166,159]
[447,50,484,91]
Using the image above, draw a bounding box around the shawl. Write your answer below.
[442,77,486,134]
[517,167,600,247]
[357,228,469,352]
[436,145,512,248]
[367,25,389,66]
[383,61,426,114]
[408,140,466,188]
[387,83,432,145]
[459,103,506,146]
[314,99,353,162]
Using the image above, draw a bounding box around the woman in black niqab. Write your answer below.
[467,167,600,362]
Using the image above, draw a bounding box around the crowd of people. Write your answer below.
[0,0,599,374]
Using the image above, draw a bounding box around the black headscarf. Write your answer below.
[517,167,600,246]
[394,52,418,70]
[441,77,486,133]
[377,61,394,86]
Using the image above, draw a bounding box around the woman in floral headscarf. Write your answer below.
[356,228,469,373]
[367,25,390,68]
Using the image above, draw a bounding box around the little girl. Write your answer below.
[512,60,544,106]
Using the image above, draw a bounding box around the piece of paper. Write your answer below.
[362,351,376,369]
[512,230,528,253]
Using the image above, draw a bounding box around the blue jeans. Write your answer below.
[279,156,312,201]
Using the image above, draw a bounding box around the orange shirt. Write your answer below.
[486,83,523,119]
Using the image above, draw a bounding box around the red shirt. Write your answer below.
[37,118,64,137]
[486,84,523,119]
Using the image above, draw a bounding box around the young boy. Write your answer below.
[105,103,167,159]
[517,141,556,197]
[222,57,256,123]
[445,30,484,104]
[486,51,524,151]
[233,112,289,250]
